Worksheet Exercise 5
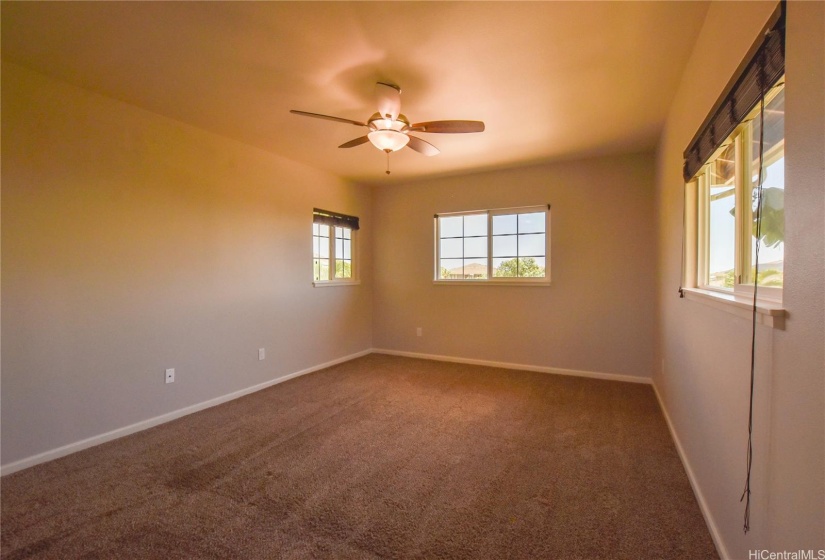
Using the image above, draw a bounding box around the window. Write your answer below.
[682,3,785,311]
[688,80,784,300]
[312,209,358,285]
[435,205,549,283]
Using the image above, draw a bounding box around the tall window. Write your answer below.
[435,205,549,283]
[689,79,784,298]
[312,209,358,284]
[683,2,784,303]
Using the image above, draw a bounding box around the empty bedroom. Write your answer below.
[1,1,822,559]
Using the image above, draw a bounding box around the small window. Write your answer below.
[435,205,550,283]
[312,209,359,285]
[688,79,784,299]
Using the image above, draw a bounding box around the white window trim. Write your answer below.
[681,287,785,329]
[434,205,551,285]
[313,279,360,287]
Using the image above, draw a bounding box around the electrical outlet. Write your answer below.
[416,327,423,337]
[258,348,266,361]
[165,368,175,384]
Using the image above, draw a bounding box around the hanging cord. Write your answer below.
[741,69,767,535]
[679,187,687,298]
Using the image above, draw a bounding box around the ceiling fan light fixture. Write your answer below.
[368,129,410,152]
[291,82,484,169]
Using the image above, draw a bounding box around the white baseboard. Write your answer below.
[651,382,727,560]
[0,349,372,476]
[372,348,652,385]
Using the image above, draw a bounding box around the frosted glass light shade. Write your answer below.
[368,129,410,152]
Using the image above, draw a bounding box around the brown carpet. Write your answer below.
[1,354,718,559]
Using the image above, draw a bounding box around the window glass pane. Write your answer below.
[516,257,545,277]
[313,236,320,258]
[464,236,487,258]
[342,239,351,260]
[462,258,487,279]
[493,257,546,278]
[750,88,784,288]
[335,260,351,279]
[750,157,783,287]
[343,228,351,240]
[440,238,463,259]
[492,214,517,235]
[530,257,547,276]
[752,88,784,165]
[439,216,463,238]
[492,235,517,257]
[518,212,545,234]
[319,238,330,258]
[440,259,463,279]
[313,223,319,235]
[319,224,329,237]
[519,234,545,257]
[335,238,343,257]
[707,143,736,288]
[493,257,518,277]
[316,258,330,281]
[464,214,487,237]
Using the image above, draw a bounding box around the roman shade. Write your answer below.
[683,2,785,182]
[313,208,360,230]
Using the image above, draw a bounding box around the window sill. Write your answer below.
[433,280,551,287]
[313,280,360,288]
[681,287,786,329]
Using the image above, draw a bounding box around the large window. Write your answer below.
[435,205,549,283]
[682,1,784,310]
[688,79,784,299]
[312,209,358,285]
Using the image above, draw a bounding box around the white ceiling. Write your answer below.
[1,1,709,186]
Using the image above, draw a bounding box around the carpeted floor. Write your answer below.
[1,354,718,559]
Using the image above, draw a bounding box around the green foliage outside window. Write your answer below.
[494,257,545,278]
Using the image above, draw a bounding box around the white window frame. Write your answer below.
[434,205,550,285]
[312,222,358,287]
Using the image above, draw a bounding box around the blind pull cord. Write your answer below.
[679,189,687,298]
[740,59,767,534]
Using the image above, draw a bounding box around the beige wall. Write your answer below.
[1,63,373,467]
[372,153,657,379]
[768,1,824,551]
[655,2,824,557]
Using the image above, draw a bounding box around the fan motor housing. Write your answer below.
[368,112,409,131]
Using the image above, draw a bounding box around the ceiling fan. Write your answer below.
[290,82,485,174]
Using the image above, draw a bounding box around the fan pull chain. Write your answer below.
[385,149,391,175]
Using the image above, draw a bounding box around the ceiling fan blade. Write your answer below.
[409,120,485,133]
[375,82,401,121]
[406,135,440,156]
[290,110,367,127]
[338,136,371,149]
